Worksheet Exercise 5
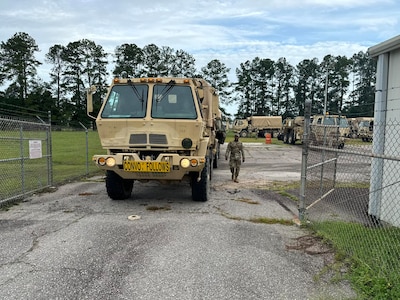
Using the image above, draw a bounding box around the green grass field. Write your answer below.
[51,130,105,183]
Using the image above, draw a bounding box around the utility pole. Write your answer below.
[323,69,329,115]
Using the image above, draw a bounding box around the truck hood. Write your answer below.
[96,118,204,150]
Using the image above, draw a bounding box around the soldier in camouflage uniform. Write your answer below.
[225,133,245,182]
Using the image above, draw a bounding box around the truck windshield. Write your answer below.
[359,121,370,128]
[151,85,197,119]
[339,118,349,128]
[322,117,336,126]
[101,85,148,118]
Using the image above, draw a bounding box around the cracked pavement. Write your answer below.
[0,143,356,300]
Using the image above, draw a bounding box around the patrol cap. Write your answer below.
[234,133,239,137]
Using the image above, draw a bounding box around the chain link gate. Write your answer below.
[0,116,52,206]
[298,99,400,286]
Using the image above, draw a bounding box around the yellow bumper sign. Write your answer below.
[123,160,170,173]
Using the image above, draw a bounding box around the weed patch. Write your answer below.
[311,221,400,299]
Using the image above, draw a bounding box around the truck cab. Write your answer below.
[310,115,345,149]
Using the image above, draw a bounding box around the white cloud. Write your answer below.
[0,0,399,114]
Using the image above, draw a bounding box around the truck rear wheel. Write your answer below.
[288,131,295,145]
[191,158,210,202]
[105,170,133,200]
[283,132,289,144]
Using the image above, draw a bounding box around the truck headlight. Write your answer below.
[106,157,116,167]
[180,158,190,168]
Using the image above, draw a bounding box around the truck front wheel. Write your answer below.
[105,170,133,200]
[191,158,210,202]
[240,130,248,138]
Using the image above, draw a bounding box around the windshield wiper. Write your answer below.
[155,80,176,103]
[127,80,145,103]
[127,80,146,110]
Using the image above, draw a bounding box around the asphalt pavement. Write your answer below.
[0,143,357,299]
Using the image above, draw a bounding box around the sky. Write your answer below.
[0,0,399,114]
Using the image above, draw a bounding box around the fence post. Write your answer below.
[47,111,53,186]
[79,122,89,175]
[299,99,312,223]
[20,125,25,194]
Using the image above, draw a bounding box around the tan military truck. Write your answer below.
[280,116,304,145]
[87,77,225,201]
[347,117,359,138]
[309,114,345,149]
[233,115,282,138]
[358,117,374,142]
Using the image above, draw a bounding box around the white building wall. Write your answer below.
[369,41,400,227]
[381,48,400,226]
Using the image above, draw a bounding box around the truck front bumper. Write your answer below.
[92,153,206,180]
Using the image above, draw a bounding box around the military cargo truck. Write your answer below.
[310,114,345,149]
[347,117,373,139]
[358,117,374,142]
[233,116,282,138]
[87,77,225,201]
[280,116,304,144]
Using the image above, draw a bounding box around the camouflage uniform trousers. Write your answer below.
[229,158,242,179]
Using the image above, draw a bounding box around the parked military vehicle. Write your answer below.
[338,116,350,138]
[233,116,282,138]
[279,114,345,148]
[347,117,374,140]
[310,114,345,149]
[280,116,304,144]
[358,117,374,142]
[347,117,359,138]
[87,76,225,202]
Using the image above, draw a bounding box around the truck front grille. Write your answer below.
[129,134,146,144]
[129,133,167,145]
[149,134,167,144]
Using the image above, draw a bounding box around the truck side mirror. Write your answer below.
[86,85,97,118]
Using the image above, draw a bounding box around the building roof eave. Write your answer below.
[368,35,400,57]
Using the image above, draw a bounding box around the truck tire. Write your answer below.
[283,132,289,144]
[240,130,248,138]
[213,152,218,168]
[191,158,210,202]
[105,170,133,200]
[288,131,295,145]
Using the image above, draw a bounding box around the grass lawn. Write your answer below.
[51,130,105,183]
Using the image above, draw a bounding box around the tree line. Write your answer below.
[0,32,376,127]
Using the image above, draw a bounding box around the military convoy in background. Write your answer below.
[279,114,374,147]
[87,76,226,202]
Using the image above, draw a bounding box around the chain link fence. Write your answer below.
[0,116,100,206]
[0,116,52,205]
[299,101,400,294]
